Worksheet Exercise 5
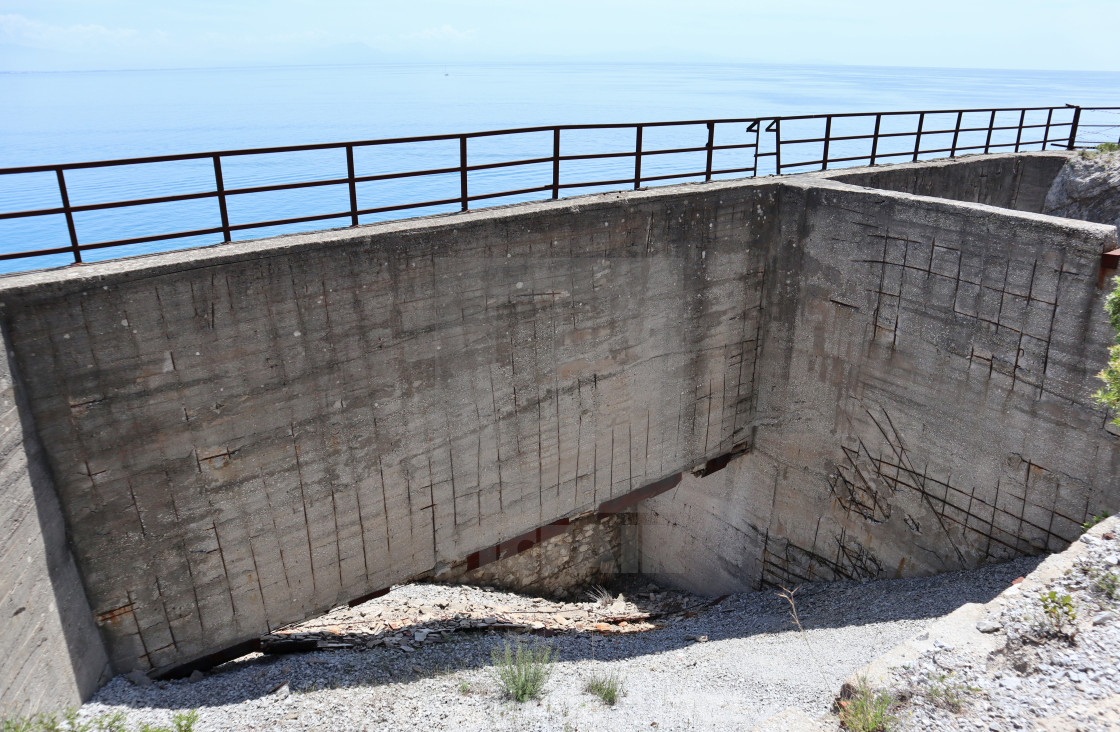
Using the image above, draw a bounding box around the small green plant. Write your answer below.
[0,711,191,732]
[1078,142,1120,159]
[91,714,127,732]
[1094,277,1120,425]
[1039,590,1078,637]
[169,711,196,732]
[584,669,625,706]
[458,680,471,695]
[135,711,197,732]
[924,671,978,713]
[837,678,896,732]
[490,639,555,702]
[1084,511,1111,531]
[1091,568,1120,600]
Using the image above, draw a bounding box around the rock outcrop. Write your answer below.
[1044,150,1120,229]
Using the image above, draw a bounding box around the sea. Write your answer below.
[2,62,1120,273]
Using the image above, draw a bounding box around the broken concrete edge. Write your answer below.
[840,514,1120,697]
[146,459,711,681]
[0,152,1078,305]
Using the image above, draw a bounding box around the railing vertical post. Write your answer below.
[459,136,469,211]
[1067,105,1082,150]
[749,120,760,177]
[346,145,358,227]
[821,116,832,171]
[55,168,82,264]
[950,111,962,157]
[551,128,560,199]
[1014,109,1026,152]
[773,118,782,174]
[212,155,231,242]
[704,122,715,182]
[912,112,925,162]
[633,125,643,189]
[1043,108,1054,149]
[870,114,881,166]
[984,110,996,154]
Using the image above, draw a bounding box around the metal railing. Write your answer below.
[1,104,1117,269]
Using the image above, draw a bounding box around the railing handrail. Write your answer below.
[5,105,1119,176]
[2,104,1119,269]
[0,116,768,176]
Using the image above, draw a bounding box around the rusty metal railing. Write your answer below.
[1,104,1117,270]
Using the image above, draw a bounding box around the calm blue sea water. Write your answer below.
[2,63,1120,272]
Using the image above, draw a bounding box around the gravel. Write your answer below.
[76,557,1041,731]
[889,522,1120,732]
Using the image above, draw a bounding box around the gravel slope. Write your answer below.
[78,557,1041,731]
[884,518,1120,732]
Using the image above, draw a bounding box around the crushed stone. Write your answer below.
[76,557,1042,731]
[887,520,1120,732]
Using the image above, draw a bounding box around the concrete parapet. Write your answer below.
[822,151,1072,213]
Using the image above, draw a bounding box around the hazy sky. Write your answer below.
[1,0,1118,72]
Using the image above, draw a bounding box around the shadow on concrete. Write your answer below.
[3,323,111,711]
[89,553,1044,710]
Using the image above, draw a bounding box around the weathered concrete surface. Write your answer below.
[1,151,1116,710]
[826,151,1071,213]
[641,174,1120,592]
[0,333,109,714]
[638,458,768,596]
[0,181,773,677]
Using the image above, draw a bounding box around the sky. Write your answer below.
[0,0,1118,72]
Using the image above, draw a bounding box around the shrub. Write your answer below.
[838,678,896,732]
[584,669,625,706]
[1094,278,1120,425]
[491,639,555,702]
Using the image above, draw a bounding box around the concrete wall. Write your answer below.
[0,333,109,714]
[2,150,1116,708]
[0,182,774,677]
[824,152,1071,213]
[640,172,1120,593]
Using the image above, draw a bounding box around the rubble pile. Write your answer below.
[259,582,712,655]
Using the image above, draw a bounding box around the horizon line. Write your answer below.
[4,59,1120,76]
